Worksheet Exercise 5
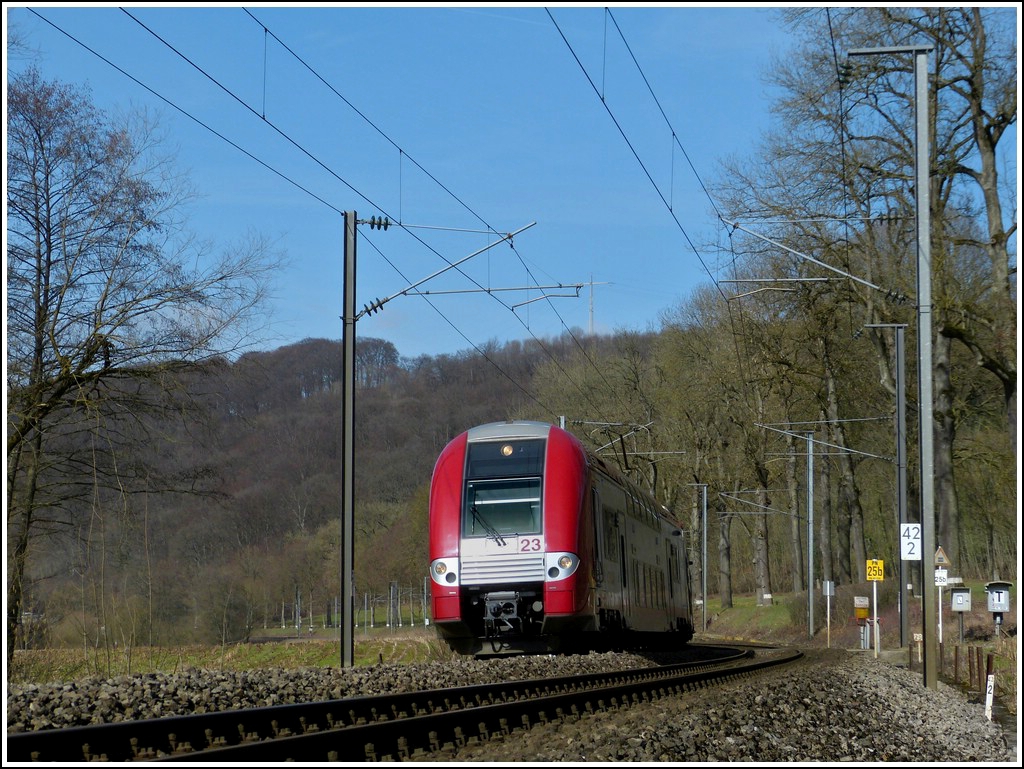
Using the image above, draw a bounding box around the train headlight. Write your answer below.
[430,558,459,586]
[545,552,579,581]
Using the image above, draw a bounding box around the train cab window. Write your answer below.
[464,478,542,537]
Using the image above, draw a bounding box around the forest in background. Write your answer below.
[8,8,1016,657]
[15,325,1017,650]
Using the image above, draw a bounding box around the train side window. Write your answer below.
[667,545,674,598]
[601,478,623,562]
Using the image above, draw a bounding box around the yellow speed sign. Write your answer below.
[866,559,884,581]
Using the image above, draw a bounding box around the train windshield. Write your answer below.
[464,478,542,537]
[462,438,545,538]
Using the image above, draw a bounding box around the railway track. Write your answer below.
[7,644,802,762]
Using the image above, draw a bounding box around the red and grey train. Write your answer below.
[428,420,695,655]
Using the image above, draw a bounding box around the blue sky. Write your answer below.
[8,3,796,359]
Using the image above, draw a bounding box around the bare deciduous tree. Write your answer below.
[6,67,280,662]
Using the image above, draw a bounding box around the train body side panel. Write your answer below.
[621,510,668,632]
[591,473,627,626]
[428,433,467,623]
[541,427,593,620]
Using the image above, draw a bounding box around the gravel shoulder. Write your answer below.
[437,648,1017,763]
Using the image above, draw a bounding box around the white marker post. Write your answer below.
[985,672,996,720]
[935,568,947,645]
[867,559,884,658]
[823,580,835,649]
[935,546,950,646]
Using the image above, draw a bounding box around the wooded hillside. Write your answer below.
[14,327,1016,650]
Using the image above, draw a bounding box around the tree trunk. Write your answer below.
[785,433,804,591]
[754,509,773,605]
[754,487,773,606]
[823,342,867,580]
[817,411,834,583]
[718,513,733,610]
[689,494,704,618]
[932,333,961,570]
[6,432,42,664]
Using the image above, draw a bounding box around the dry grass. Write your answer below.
[7,628,451,685]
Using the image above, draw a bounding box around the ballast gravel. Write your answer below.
[6,647,1016,763]
[439,649,1016,763]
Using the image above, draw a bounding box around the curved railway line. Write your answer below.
[7,644,802,763]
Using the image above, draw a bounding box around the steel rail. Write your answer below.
[7,646,800,763]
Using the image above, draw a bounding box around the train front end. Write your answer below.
[428,421,595,655]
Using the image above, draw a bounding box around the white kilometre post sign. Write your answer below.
[934,546,949,645]
[867,559,884,658]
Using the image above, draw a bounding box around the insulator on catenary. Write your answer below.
[362,298,385,315]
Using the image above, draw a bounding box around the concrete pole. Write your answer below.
[848,43,936,690]
[895,325,909,649]
[867,322,910,648]
[341,212,357,668]
[912,47,939,691]
[701,484,707,633]
[806,431,814,639]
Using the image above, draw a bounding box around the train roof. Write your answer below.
[465,420,552,441]
[461,421,681,529]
